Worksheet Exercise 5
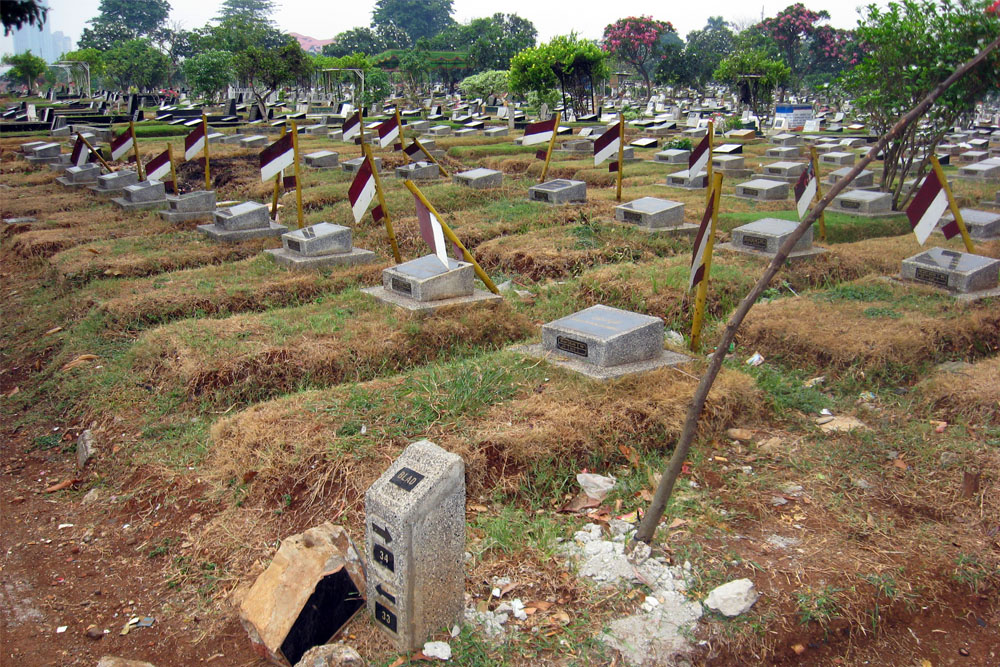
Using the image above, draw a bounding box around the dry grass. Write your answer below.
[917,356,1000,424]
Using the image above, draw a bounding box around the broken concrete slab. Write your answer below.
[703,579,759,617]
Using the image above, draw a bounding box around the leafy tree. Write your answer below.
[183,50,233,100]
[215,0,276,23]
[398,47,430,98]
[602,15,678,100]
[371,0,454,43]
[713,49,790,120]
[191,15,285,54]
[323,27,383,57]
[375,21,412,49]
[840,0,1000,208]
[2,0,47,35]
[458,70,509,100]
[466,14,537,71]
[757,3,855,90]
[62,48,106,79]
[104,38,170,90]
[2,50,47,91]
[79,0,171,50]
[233,38,314,115]
[510,34,609,114]
[664,17,735,89]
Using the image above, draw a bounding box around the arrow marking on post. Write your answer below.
[372,522,392,544]
[376,584,396,604]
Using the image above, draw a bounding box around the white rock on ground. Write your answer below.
[294,642,365,667]
[703,579,759,617]
[422,641,452,660]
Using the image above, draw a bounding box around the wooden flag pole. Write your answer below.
[167,144,179,195]
[363,143,402,263]
[202,113,211,191]
[270,125,286,221]
[359,108,366,157]
[616,116,624,202]
[395,108,405,160]
[705,120,714,204]
[291,122,304,229]
[539,112,561,184]
[930,155,975,253]
[78,133,112,171]
[810,146,827,242]
[404,179,499,295]
[413,137,449,178]
[129,121,145,180]
[690,172,723,352]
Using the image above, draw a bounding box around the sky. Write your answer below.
[2,0,874,55]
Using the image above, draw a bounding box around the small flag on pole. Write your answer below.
[523,117,557,146]
[70,136,90,167]
[145,149,171,182]
[906,170,953,244]
[342,111,361,142]
[183,122,206,161]
[283,174,297,190]
[688,134,710,181]
[404,142,427,160]
[413,190,450,269]
[689,189,716,291]
[593,123,621,167]
[348,157,377,223]
[376,115,399,148]
[110,127,134,161]
[259,132,294,182]
[793,161,817,220]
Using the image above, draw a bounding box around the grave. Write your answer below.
[734,179,789,201]
[839,137,866,148]
[764,146,801,159]
[654,148,689,164]
[900,248,1000,296]
[407,120,430,132]
[342,157,382,174]
[712,154,749,177]
[528,179,587,204]
[90,169,139,196]
[19,140,46,154]
[826,167,875,189]
[197,201,287,241]
[515,304,689,380]
[239,135,268,148]
[957,161,1000,181]
[772,133,801,147]
[561,139,591,153]
[327,129,344,142]
[630,137,659,149]
[159,190,217,223]
[363,254,501,312]
[395,162,439,180]
[761,161,807,182]
[453,168,502,189]
[112,180,169,212]
[718,218,826,262]
[266,222,377,269]
[364,440,465,651]
[24,142,62,164]
[304,150,339,168]
[820,151,856,166]
[959,150,989,164]
[483,127,508,138]
[56,163,101,187]
[937,208,1000,240]
[665,169,707,189]
[714,143,743,155]
[681,127,707,139]
[727,128,756,141]
[813,143,840,154]
[830,190,894,216]
[428,125,452,136]
[614,197,694,234]
[207,132,226,144]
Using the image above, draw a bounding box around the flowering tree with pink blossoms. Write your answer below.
[602,16,677,100]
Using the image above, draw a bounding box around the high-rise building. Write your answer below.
[11,19,74,63]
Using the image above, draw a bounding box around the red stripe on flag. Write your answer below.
[283,175,297,189]
[524,117,556,138]
[184,123,205,152]
[535,149,548,161]
[404,142,421,157]
[259,132,293,170]
[689,135,709,169]
[941,219,960,240]
[593,124,619,154]
[906,172,943,229]
[372,204,384,222]
[608,161,619,172]
[394,143,403,151]
[348,158,374,204]
[690,264,705,288]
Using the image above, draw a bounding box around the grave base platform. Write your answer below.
[716,241,828,263]
[89,185,131,197]
[715,168,753,180]
[361,285,501,312]
[266,246,378,269]
[612,220,700,236]
[55,176,98,188]
[111,197,169,212]
[197,221,287,242]
[884,276,1000,303]
[159,209,216,223]
[750,172,801,184]
[513,343,691,381]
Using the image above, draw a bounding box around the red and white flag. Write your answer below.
[183,122,206,161]
[593,123,621,171]
[70,136,90,167]
[689,190,716,291]
[342,111,361,143]
[688,134,710,181]
[793,161,817,220]
[906,170,953,244]
[259,132,294,182]
[413,192,450,269]
[376,114,399,149]
[110,127,134,161]
[522,117,556,146]
[348,156,377,223]
[145,148,171,182]
[404,140,432,162]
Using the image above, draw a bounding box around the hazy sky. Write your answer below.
[3,0,873,54]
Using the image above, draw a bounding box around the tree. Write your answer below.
[2,50,47,91]
[2,0,47,35]
[398,47,430,98]
[666,17,735,89]
[458,70,509,101]
[510,34,609,114]
[371,0,454,43]
[375,21,412,49]
[104,38,170,90]
[602,15,678,100]
[183,50,233,100]
[191,15,285,54]
[713,49,790,120]
[216,0,276,23]
[323,27,383,57]
[79,0,170,50]
[758,3,833,88]
[840,0,1000,208]
[233,38,314,115]
[62,48,106,79]
[466,13,537,71]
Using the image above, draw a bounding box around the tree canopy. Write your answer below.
[510,34,609,114]
[2,50,47,91]
[78,0,171,51]
[714,49,790,120]
[103,38,171,90]
[2,0,47,35]
[602,15,679,100]
[371,0,454,44]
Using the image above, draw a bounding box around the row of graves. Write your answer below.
[12,90,1000,664]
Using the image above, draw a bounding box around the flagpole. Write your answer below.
[291,122,304,229]
[930,155,975,253]
[690,173,723,352]
[705,120,714,204]
[810,146,826,242]
[359,108,366,157]
[539,112,560,184]
[413,137,448,178]
[404,179,499,295]
[395,108,405,160]
[167,144,178,195]
[363,143,402,264]
[78,133,112,171]
[202,112,211,191]
[129,120,144,180]
[271,124,286,221]
[615,116,624,202]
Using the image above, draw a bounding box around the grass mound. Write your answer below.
[917,356,1000,424]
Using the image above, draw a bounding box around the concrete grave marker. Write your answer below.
[825,167,875,189]
[901,248,1000,295]
[820,151,856,166]
[91,169,139,196]
[365,440,465,651]
[830,190,893,216]
[395,162,439,180]
[56,163,101,187]
[937,208,1000,240]
[665,169,707,189]
[453,168,502,189]
[734,179,789,201]
[761,161,807,182]
[304,151,339,168]
[764,145,801,159]
[198,201,287,241]
[266,222,377,269]
[719,218,826,262]
[343,156,382,174]
[528,179,587,204]
[113,181,169,211]
[615,197,693,234]
[654,149,689,164]
[363,255,500,312]
[160,191,217,223]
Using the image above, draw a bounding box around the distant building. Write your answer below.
[11,20,73,63]
[289,32,335,54]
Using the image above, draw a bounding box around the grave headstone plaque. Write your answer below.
[56,163,101,187]
[453,168,502,189]
[160,191,217,223]
[343,157,382,174]
[267,222,377,269]
[304,150,339,168]
[112,180,169,211]
[528,179,587,204]
[380,255,473,302]
[541,304,664,368]
[654,149,689,164]
[614,197,690,233]
[901,248,1000,293]
[734,179,789,201]
[395,162,439,180]
[820,151,856,166]
[729,218,815,256]
[91,169,139,195]
[764,145,801,159]
[830,190,893,216]
[825,167,875,188]
[365,440,465,651]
